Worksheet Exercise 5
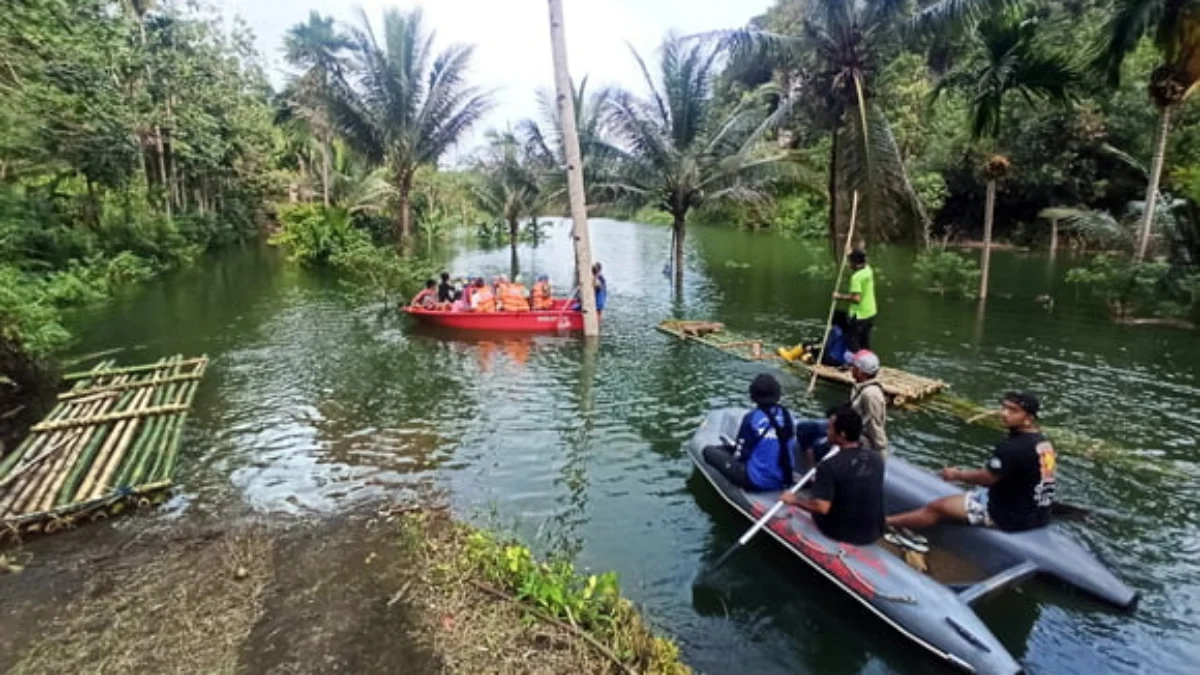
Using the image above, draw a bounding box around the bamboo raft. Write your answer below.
[0,355,207,539]
[657,320,946,405]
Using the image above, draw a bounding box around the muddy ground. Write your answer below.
[0,506,619,675]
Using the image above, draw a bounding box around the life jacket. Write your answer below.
[501,283,530,312]
[473,287,496,312]
[744,405,796,490]
[531,281,553,310]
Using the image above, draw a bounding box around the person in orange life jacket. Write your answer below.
[502,277,531,311]
[780,406,885,546]
[531,275,553,310]
[493,275,509,309]
[470,278,496,312]
[887,392,1056,533]
[702,374,797,491]
[409,279,439,309]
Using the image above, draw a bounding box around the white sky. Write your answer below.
[219,0,774,162]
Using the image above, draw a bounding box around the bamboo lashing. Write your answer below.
[808,191,859,396]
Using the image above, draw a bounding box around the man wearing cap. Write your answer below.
[849,350,888,456]
[887,392,1057,532]
[703,374,797,492]
[834,249,877,352]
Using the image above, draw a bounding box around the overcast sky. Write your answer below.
[219,0,774,162]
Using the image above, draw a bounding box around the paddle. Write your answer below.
[700,446,841,578]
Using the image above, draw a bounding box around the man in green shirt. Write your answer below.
[833,249,876,351]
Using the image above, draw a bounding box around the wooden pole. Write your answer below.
[62,356,204,380]
[155,378,201,481]
[807,191,859,396]
[117,362,185,488]
[75,386,155,501]
[58,372,202,400]
[86,385,158,500]
[22,390,118,513]
[547,0,599,337]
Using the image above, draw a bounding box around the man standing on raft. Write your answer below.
[834,249,876,352]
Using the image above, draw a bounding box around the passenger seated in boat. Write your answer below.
[500,277,531,312]
[410,279,440,309]
[701,374,796,492]
[531,275,553,310]
[437,271,459,303]
[470,278,497,312]
[781,406,885,545]
[793,350,888,464]
[887,392,1056,533]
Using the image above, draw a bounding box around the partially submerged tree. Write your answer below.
[1094,0,1200,262]
[323,8,494,245]
[473,129,541,253]
[931,6,1076,299]
[607,35,791,289]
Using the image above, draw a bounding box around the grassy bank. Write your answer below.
[0,506,689,675]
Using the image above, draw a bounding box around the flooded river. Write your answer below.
[61,220,1199,674]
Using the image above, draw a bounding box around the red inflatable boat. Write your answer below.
[403,299,589,332]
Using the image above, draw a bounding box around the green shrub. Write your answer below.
[270,204,370,265]
[630,206,674,227]
[770,194,827,240]
[913,249,982,298]
[1066,254,1200,320]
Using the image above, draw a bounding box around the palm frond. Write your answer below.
[910,0,1022,34]
[1093,0,1163,86]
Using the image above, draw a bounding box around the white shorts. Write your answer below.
[964,488,994,527]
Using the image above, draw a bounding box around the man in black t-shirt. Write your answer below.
[781,406,885,545]
[437,271,459,303]
[887,392,1057,533]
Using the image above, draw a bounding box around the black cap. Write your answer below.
[1002,391,1040,418]
[848,249,867,264]
[749,374,781,405]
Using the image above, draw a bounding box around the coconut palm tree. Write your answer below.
[1094,0,1200,262]
[931,6,1076,299]
[718,0,929,254]
[283,12,351,207]
[322,8,494,244]
[607,35,792,289]
[517,76,616,208]
[473,129,541,254]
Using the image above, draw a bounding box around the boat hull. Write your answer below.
[403,299,587,332]
[689,409,1022,675]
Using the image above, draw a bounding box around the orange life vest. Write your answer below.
[531,281,553,310]
[501,283,530,312]
[472,287,496,312]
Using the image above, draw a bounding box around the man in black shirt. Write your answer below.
[781,406,885,545]
[887,392,1057,533]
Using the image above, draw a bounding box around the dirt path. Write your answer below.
[1,506,679,675]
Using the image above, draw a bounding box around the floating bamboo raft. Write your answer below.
[0,355,207,539]
[655,319,1170,471]
[657,320,946,404]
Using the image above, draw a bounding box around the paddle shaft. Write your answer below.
[807,192,859,395]
[708,446,842,572]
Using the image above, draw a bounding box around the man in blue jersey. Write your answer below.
[703,374,797,491]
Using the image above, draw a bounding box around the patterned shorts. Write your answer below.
[964,488,994,527]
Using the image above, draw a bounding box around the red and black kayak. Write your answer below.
[403,298,588,332]
[688,408,1136,675]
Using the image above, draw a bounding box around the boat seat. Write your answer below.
[951,559,1039,606]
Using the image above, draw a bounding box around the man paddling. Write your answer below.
[887,392,1056,533]
[702,374,797,492]
[834,249,876,351]
[781,406,885,545]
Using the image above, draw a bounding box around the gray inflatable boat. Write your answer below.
[688,409,1137,675]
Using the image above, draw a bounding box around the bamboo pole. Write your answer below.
[85,385,158,500]
[31,404,189,432]
[155,378,201,482]
[0,395,98,514]
[62,356,203,380]
[34,376,133,513]
[73,386,155,502]
[58,372,203,400]
[115,362,185,489]
[808,191,859,395]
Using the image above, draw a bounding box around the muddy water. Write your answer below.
[55,221,1200,674]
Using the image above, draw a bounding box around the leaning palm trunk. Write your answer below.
[547,0,599,336]
[672,213,686,291]
[1136,106,1172,263]
[980,178,996,300]
[397,172,414,246]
